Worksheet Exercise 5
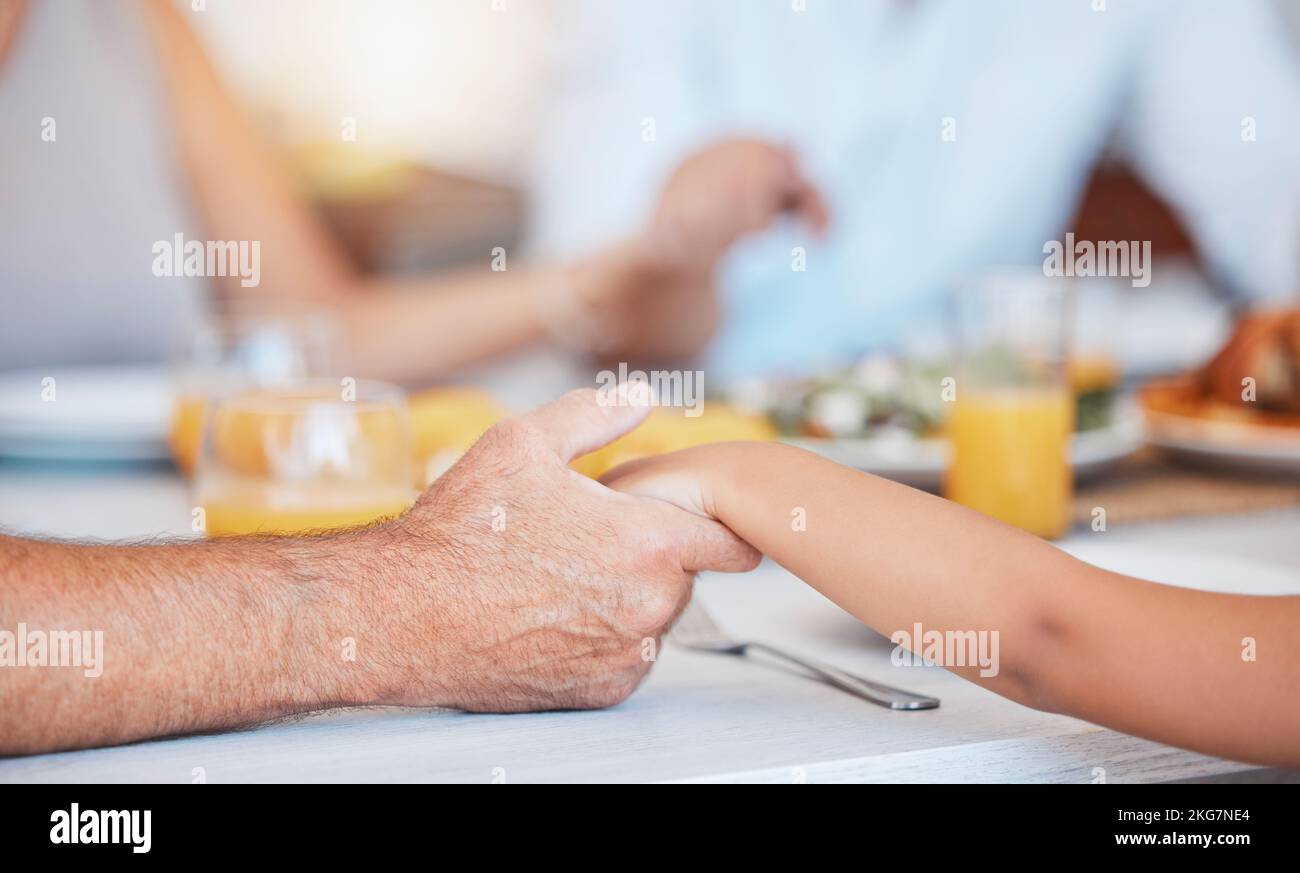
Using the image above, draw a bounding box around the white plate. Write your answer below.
[0,366,174,461]
[1061,541,1300,595]
[785,413,1145,489]
[1143,411,1300,476]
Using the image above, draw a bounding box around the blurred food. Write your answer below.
[751,353,950,440]
[1068,354,1122,432]
[1140,308,1300,474]
[570,403,778,479]
[742,350,1133,494]
[740,351,1117,442]
[409,387,506,484]
[1142,308,1300,430]
[1200,309,1300,417]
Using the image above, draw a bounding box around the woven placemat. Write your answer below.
[1072,448,1300,525]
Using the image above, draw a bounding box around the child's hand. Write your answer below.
[600,447,720,520]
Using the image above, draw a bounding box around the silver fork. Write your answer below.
[670,598,939,711]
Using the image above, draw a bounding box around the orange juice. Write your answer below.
[193,381,415,537]
[201,486,414,537]
[206,391,410,480]
[944,387,1074,539]
[168,393,207,477]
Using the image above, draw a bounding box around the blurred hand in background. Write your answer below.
[576,139,829,364]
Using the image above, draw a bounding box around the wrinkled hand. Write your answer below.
[369,390,759,712]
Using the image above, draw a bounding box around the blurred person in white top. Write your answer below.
[528,0,1300,379]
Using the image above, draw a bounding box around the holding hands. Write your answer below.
[348,390,760,713]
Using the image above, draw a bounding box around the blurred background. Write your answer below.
[193,0,553,272]
[190,0,1300,277]
[4,0,1300,541]
[184,0,1300,385]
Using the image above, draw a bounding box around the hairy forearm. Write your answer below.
[701,442,1300,766]
[0,532,393,755]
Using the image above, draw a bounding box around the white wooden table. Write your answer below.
[1,459,1296,783]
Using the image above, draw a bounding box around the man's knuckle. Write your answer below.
[635,586,683,632]
[630,531,678,570]
[564,387,600,407]
[468,421,542,477]
[482,418,527,449]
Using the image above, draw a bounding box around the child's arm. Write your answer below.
[603,441,1300,768]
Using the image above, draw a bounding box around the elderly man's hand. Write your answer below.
[355,389,760,712]
[0,389,757,755]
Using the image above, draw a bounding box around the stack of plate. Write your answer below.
[0,366,174,462]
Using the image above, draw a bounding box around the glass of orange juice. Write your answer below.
[944,272,1074,539]
[169,302,342,476]
[195,381,416,537]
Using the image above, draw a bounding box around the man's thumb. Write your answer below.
[521,386,653,463]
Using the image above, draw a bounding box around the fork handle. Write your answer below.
[746,643,939,710]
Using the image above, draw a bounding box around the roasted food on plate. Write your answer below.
[1142,308,1300,431]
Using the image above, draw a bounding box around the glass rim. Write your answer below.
[170,298,344,363]
[205,378,409,416]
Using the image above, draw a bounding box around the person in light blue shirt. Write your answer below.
[527,0,1300,379]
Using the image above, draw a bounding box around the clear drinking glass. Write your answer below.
[195,380,415,537]
[943,271,1075,539]
[169,300,343,476]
